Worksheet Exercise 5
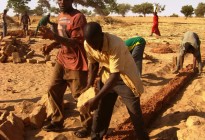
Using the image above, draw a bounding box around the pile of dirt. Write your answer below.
[105,64,196,139]
[151,46,174,54]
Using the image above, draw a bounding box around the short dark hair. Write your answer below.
[4,9,8,13]
[84,22,102,40]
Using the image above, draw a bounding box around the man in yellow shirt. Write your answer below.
[82,22,149,140]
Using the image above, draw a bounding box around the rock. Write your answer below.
[0,54,8,63]
[186,116,205,127]
[37,60,45,64]
[29,105,47,129]
[0,113,24,140]
[46,61,56,67]
[26,58,37,63]
[36,94,53,119]
[77,87,96,108]
[14,100,35,126]
[45,55,51,61]
[44,133,67,140]
[26,50,35,58]
[12,52,21,63]
[4,45,16,56]
[0,111,9,124]
[177,125,205,140]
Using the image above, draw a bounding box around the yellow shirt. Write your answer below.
[84,33,144,97]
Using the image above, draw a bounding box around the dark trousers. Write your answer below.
[2,23,7,37]
[91,80,149,140]
[131,44,145,77]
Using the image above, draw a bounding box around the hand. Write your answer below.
[42,44,52,55]
[39,26,56,40]
[80,86,91,94]
[84,97,99,112]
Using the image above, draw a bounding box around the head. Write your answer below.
[84,22,104,51]
[3,9,8,14]
[24,11,28,15]
[154,11,157,15]
[57,0,74,13]
[47,13,50,17]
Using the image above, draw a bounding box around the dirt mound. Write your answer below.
[105,64,196,139]
[151,46,174,54]
[6,30,42,38]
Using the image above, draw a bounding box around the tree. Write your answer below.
[132,2,153,17]
[181,5,194,18]
[74,0,118,16]
[50,7,60,15]
[7,0,31,15]
[116,3,131,17]
[32,5,45,16]
[80,9,92,16]
[195,2,205,17]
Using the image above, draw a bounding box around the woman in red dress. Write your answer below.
[150,12,161,36]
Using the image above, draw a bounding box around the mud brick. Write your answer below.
[0,54,8,63]
[25,36,30,44]
[26,59,37,64]
[26,50,35,58]
[37,60,45,64]
[0,41,6,46]
[46,61,55,67]
[44,55,51,61]
[4,45,16,56]
[2,36,12,40]
[12,52,21,63]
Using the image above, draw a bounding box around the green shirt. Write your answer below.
[38,15,51,26]
[125,36,146,51]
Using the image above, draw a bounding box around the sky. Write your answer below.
[0,0,204,16]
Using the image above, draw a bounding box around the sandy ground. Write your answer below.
[0,16,205,139]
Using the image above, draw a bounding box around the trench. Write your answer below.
[105,64,196,140]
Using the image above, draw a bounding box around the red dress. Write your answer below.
[151,14,161,36]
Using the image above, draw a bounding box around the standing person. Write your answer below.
[83,22,150,140]
[150,11,161,36]
[173,31,202,74]
[21,11,31,36]
[2,9,8,37]
[39,0,88,132]
[35,13,53,37]
[125,36,146,77]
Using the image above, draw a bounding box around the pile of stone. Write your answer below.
[0,36,32,63]
[0,36,55,66]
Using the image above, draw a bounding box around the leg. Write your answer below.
[3,23,6,37]
[113,80,150,140]
[91,89,118,140]
[65,70,88,100]
[131,44,145,76]
[47,62,67,125]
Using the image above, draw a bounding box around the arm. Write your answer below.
[173,45,185,73]
[84,72,120,111]
[86,62,99,88]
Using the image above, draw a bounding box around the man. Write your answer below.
[83,22,150,140]
[2,9,8,37]
[173,31,202,74]
[150,11,161,36]
[125,36,146,76]
[35,13,53,37]
[39,0,88,132]
[21,11,31,36]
